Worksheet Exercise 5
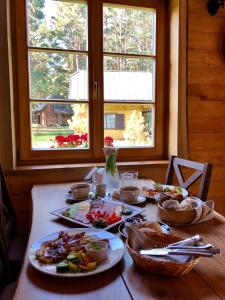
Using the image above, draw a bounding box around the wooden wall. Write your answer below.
[188,0,225,215]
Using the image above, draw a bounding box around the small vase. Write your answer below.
[102,147,119,192]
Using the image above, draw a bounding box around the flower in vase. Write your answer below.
[104,136,114,147]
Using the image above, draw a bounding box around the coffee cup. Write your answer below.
[71,183,90,200]
[120,186,140,203]
[94,183,106,197]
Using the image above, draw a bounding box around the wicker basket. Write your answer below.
[126,233,200,276]
[158,199,197,224]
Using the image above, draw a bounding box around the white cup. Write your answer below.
[71,183,90,200]
[120,186,140,203]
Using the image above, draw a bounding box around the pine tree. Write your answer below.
[68,104,88,134]
[123,110,150,145]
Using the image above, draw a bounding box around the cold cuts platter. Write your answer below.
[50,198,145,230]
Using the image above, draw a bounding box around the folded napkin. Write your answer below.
[193,200,214,224]
[126,222,197,263]
[84,167,104,183]
[162,197,214,225]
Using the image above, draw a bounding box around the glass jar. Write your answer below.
[102,147,119,192]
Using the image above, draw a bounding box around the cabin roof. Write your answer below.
[69,70,153,101]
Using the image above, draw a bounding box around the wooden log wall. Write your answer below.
[188,1,225,214]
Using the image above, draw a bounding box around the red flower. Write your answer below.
[80,133,88,142]
[55,133,88,147]
[67,134,80,143]
[104,136,114,146]
[55,135,66,145]
[104,136,113,143]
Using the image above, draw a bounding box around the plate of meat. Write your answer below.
[50,198,145,230]
[28,229,125,277]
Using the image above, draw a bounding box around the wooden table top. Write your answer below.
[13,181,225,300]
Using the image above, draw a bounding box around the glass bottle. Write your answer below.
[102,146,119,193]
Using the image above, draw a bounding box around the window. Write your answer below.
[104,114,125,129]
[13,0,166,164]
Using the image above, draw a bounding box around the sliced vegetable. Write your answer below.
[56,261,69,273]
[87,262,97,270]
[67,254,81,264]
[122,207,132,215]
[92,219,109,228]
[68,261,80,272]
[115,205,123,216]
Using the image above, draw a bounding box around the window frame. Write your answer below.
[104,113,125,130]
[12,0,166,165]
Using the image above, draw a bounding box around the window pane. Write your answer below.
[29,51,88,100]
[104,56,155,102]
[31,102,89,149]
[104,103,154,147]
[103,5,155,55]
[27,0,88,51]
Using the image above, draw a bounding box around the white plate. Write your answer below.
[162,185,188,198]
[142,184,188,200]
[120,196,146,205]
[51,199,145,231]
[28,228,125,277]
[65,191,90,202]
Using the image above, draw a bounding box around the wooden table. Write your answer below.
[13,182,225,300]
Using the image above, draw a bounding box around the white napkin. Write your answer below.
[84,167,104,183]
[192,200,214,224]
[126,223,195,263]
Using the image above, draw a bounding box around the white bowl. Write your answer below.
[85,241,108,262]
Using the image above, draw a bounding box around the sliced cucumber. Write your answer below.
[67,254,81,264]
[122,207,132,215]
[56,261,69,273]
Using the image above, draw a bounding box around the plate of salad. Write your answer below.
[141,184,188,201]
[50,198,144,230]
[28,228,125,277]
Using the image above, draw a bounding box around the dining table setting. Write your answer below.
[12,169,225,300]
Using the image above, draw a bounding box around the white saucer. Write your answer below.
[122,196,146,205]
[65,191,89,202]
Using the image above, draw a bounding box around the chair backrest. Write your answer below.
[165,156,212,201]
[0,164,17,245]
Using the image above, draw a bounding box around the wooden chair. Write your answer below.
[0,164,26,289]
[165,156,212,201]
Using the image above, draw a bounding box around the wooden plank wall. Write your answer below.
[188,0,225,214]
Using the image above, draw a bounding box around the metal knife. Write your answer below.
[167,243,213,250]
[140,248,218,257]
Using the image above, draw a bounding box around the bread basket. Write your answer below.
[158,198,202,224]
[126,231,200,276]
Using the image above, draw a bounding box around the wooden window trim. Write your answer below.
[12,0,167,166]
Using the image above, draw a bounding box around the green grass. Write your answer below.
[32,130,74,143]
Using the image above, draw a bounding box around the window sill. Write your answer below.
[7,160,169,175]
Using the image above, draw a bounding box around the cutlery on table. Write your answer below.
[168,235,203,247]
[167,243,213,250]
[140,248,221,257]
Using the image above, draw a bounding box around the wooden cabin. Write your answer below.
[1,0,225,299]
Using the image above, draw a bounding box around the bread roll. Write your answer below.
[142,221,163,233]
[162,200,180,210]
